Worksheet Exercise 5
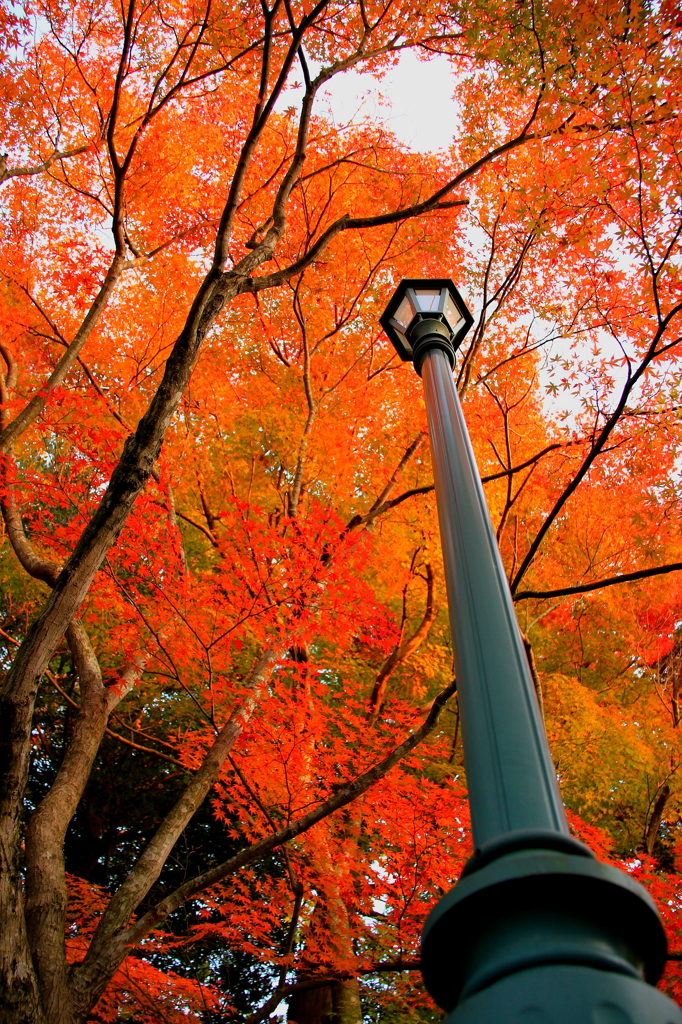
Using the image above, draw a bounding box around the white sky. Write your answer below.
[281,50,461,152]
[277,51,640,427]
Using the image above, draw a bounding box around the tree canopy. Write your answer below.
[1,0,682,1022]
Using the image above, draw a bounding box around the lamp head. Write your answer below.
[380,278,474,374]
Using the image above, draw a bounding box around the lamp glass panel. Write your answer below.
[443,291,466,332]
[413,288,442,313]
[394,294,416,329]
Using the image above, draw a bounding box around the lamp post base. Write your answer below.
[421,839,679,1023]
[445,963,682,1024]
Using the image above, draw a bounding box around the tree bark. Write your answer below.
[24,623,108,1024]
[289,981,335,1024]
[70,644,283,1018]
[289,978,362,1024]
[0,877,46,1024]
[645,784,671,856]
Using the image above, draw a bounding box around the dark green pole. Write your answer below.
[421,346,565,845]
[400,319,682,1024]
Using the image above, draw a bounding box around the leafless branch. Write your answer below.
[515,562,682,601]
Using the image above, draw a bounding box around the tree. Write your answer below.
[0,0,681,1022]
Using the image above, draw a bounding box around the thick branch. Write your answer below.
[0,266,235,915]
[106,683,455,971]
[368,434,426,515]
[353,485,435,527]
[369,564,437,718]
[514,562,682,601]
[0,146,90,186]
[0,256,126,452]
[244,126,540,295]
[25,621,107,1024]
[480,442,567,483]
[644,783,670,856]
[343,436,428,534]
[71,644,284,1013]
[0,471,61,585]
[510,303,682,594]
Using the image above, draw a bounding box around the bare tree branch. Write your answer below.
[0,145,91,186]
[0,257,126,452]
[514,561,682,601]
[72,644,285,1011]
[369,563,437,719]
[124,682,455,945]
[510,301,682,594]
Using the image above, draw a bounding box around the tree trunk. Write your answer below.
[288,982,334,1024]
[645,783,671,856]
[0,858,46,1024]
[288,979,361,1024]
[332,979,362,1024]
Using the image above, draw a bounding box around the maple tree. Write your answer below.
[0,0,682,1022]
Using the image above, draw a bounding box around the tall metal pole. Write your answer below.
[382,293,682,1024]
[421,347,566,847]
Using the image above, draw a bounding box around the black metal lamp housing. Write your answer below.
[379,278,473,374]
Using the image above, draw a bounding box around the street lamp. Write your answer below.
[380,278,682,1024]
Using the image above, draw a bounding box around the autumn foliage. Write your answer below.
[0,0,682,1022]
